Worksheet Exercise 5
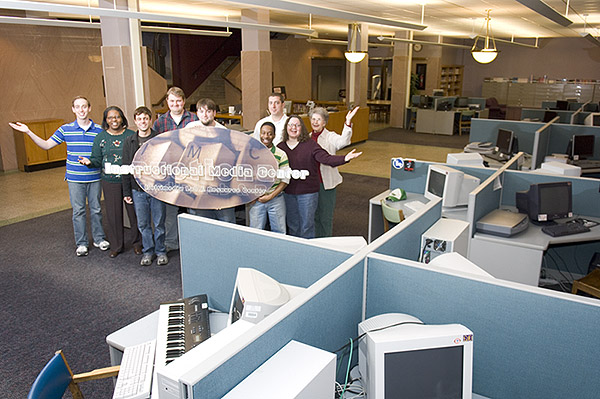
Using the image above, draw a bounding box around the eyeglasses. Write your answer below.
[107,115,121,120]
[288,123,302,128]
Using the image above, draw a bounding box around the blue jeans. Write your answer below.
[68,181,105,247]
[249,193,286,234]
[132,189,166,255]
[284,192,319,238]
[188,207,236,224]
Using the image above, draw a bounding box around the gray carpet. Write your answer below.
[369,127,470,149]
[1,172,388,398]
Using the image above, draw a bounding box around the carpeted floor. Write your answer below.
[369,127,470,149]
[1,172,387,398]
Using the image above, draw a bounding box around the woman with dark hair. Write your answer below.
[79,106,141,258]
[277,115,361,238]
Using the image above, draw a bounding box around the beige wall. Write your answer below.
[271,36,345,102]
[0,25,105,172]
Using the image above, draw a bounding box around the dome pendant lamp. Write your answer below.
[471,10,498,64]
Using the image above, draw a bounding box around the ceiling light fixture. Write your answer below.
[345,23,367,63]
[471,10,498,64]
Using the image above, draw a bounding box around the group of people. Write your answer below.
[9,88,361,264]
[250,93,361,239]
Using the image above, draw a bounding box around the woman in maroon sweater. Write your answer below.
[277,115,361,238]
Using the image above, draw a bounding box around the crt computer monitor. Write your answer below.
[228,268,303,325]
[516,181,573,224]
[571,135,595,160]
[424,164,481,208]
[358,313,473,399]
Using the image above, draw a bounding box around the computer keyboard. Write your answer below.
[541,222,590,237]
[486,151,509,162]
[113,340,156,399]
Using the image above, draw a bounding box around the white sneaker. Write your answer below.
[76,245,88,256]
[140,254,154,266]
[157,254,169,266]
[94,240,110,251]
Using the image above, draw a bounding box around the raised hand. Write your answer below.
[344,148,363,162]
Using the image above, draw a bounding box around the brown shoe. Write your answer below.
[133,246,143,255]
[109,251,120,258]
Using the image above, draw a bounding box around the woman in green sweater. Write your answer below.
[80,106,141,258]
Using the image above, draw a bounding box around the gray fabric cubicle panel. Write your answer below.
[501,171,600,217]
[190,256,365,398]
[364,255,600,399]
[178,214,354,311]
[373,200,442,260]
[470,119,543,155]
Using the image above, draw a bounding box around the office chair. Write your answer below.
[28,350,119,399]
[458,110,475,136]
[380,199,405,232]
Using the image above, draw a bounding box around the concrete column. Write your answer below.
[346,23,369,108]
[99,0,150,120]
[240,9,272,130]
[390,31,411,128]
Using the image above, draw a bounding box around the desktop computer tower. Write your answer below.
[420,218,470,264]
[223,340,336,398]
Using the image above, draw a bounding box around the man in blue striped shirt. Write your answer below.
[9,96,110,256]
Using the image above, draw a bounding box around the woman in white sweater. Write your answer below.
[309,106,359,237]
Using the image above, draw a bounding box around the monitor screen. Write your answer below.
[496,129,514,155]
[572,135,595,160]
[538,183,572,219]
[543,111,558,123]
[555,100,568,110]
[385,346,463,398]
[594,114,600,126]
[427,169,446,198]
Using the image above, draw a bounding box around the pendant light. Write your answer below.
[345,23,367,63]
[471,10,498,64]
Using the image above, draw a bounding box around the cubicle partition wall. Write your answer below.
[470,118,600,170]
[500,170,600,217]
[389,159,495,194]
[531,123,552,170]
[179,214,357,310]
[178,214,366,397]
[545,124,600,157]
[191,254,366,398]
[371,198,441,260]
[171,173,600,398]
[470,118,545,157]
[364,253,600,399]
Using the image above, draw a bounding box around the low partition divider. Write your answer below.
[371,197,442,260]
[176,214,369,397]
[363,253,600,399]
[500,170,600,217]
[467,153,524,237]
[186,251,368,398]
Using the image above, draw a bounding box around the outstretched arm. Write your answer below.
[9,122,58,150]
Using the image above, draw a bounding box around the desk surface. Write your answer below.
[474,211,600,251]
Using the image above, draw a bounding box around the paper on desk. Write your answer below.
[493,176,502,191]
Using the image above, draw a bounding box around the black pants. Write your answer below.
[102,180,141,253]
